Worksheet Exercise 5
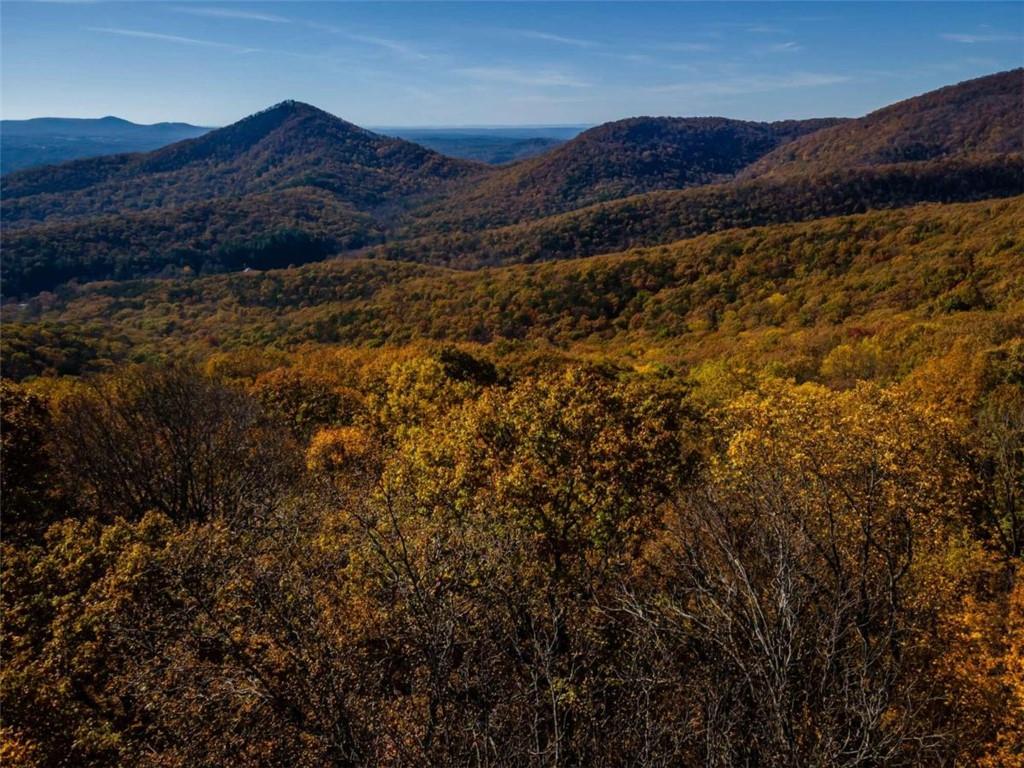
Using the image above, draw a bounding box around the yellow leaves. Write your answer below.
[0,728,39,768]
[819,337,892,388]
[901,338,991,427]
[306,426,372,474]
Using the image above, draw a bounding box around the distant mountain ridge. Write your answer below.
[379,126,584,165]
[0,116,211,174]
[2,115,207,138]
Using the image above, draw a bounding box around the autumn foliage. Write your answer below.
[2,340,1021,766]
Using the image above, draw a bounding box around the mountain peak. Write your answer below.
[258,99,329,119]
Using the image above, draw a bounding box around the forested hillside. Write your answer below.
[1,100,483,226]
[2,188,384,297]
[402,116,843,231]
[6,196,1022,380]
[377,154,1024,266]
[743,68,1024,178]
[4,193,1023,763]
[3,69,1023,768]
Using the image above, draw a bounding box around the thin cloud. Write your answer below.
[86,27,258,53]
[514,29,598,48]
[767,41,803,53]
[175,7,291,24]
[456,67,591,88]
[648,72,852,96]
[604,52,653,64]
[940,32,1022,44]
[703,22,790,36]
[346,33,430,60]
[654,42,717,53]
[305,22,430,61]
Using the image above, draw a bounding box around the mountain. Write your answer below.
[0,116,211,174]
[1,101,484,226]
[401,116,845,233]
[3,72,1022,300]
[1,187,385,297]
[7,154,1018,298]
[389,134,565,165]
[742,69,1024,179]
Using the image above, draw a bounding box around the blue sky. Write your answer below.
[2,2,1021,127]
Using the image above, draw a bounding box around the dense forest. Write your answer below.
[4,335,1022,766]
[2,68,1023,767]
[4,195,1022,380]
[4,154,1020,297]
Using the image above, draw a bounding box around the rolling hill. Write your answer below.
[378,126,583,164]
[742,69,1024,179]
[370,155,1024,268]
[5,195,1021,380]
[402,116,844,232]
[2,70,1021,301]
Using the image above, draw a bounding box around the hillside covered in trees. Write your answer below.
[1,100,484,226]
[400,116,844,231]
[2,70,1021,299]
[742,68,1024,178]
[2,67,1023,768]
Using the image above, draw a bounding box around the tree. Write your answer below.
[56,363,296,522]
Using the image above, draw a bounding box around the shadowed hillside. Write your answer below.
[6,195,1021,378]
[1,101,484,225]
[404,116,844,232]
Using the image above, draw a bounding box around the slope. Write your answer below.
[369,155,1024,268]
[404,116,843,232]
[5,196,1021,380]
[742,68,1024,179]
[1,101,485,226]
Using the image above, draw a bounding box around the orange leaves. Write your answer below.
[307,426,373,475]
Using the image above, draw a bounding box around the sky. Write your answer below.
[1,1,1021,127]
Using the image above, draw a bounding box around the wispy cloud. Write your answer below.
[514,29,598,48]
[174,7,291,24]
[346,33,430,60]
[604,52,653,64]
[703,22,790,37]
[767,41,803,53]
[940,32,1022,44]
[647,71,852,96]
[654,42,717,53]
[303,21,430,60]
[746,24,787,35]
[456,67,591,88]
[86,27,257,53]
